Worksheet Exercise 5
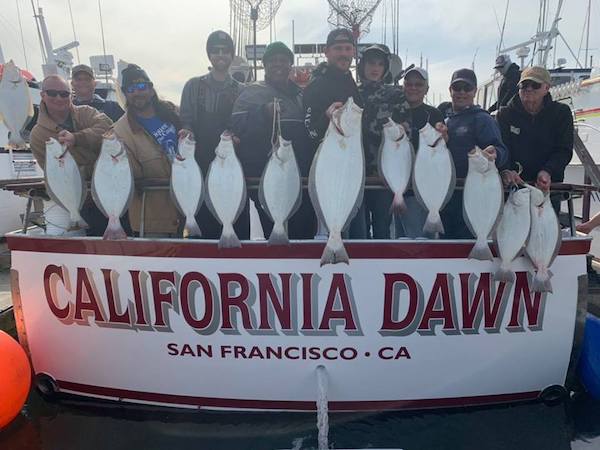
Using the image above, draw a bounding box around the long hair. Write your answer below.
[126,90,182,131]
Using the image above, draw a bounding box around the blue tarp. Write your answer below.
[579,313,600,399]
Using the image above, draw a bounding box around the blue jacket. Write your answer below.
[73,94,124,123]
[446,105,508,178]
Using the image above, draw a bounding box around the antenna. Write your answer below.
[98,0,109,84]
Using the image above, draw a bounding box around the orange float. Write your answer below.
[0,331,31,429]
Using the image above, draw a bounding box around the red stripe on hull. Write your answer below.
[57,380,540,411]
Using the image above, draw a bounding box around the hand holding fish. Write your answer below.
[57,130,75,148]
[501,169,523,187]
[482,145,497,161]
[325,102,344,119]
[434,122,448,142]
[536,170,551,192]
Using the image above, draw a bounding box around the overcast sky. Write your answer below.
[0,0,598,104]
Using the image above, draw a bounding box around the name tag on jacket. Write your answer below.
[510,125,520,135]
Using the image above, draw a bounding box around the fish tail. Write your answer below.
[8,133,26,149]
[320,232,349,266]
[423,211,444,235]
[532,267,553,293]
[469,238,493,261]
[184,217,202,238]
[218,224,241,249]
[389,191,407,215]
[494,263,516,283]
[268,222,290,246]
[103,215,127,240]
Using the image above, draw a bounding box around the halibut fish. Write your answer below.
[259,137,301,245]
[171,135,203,238]
[309,97,364,265]
[412,123,455,235]
[379,119,413,214]
[0,60,34,148]
[206,133,246,248]
[525,187,561,293]
[494,187,531,282]
[92,133,133,240]
[45,137,86,227]
[463,147,503,260]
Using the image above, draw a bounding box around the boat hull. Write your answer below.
[6,235,591,411]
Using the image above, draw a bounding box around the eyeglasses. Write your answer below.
[519,80,542,90]
[451,82,474,93]
[126,82,151,94]
[43,90,70,98]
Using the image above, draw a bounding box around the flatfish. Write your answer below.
[45,137,86,227]
[494,187,531,282]
[525,186,561,293]
[0,60,34,148]
[206,133,246,248]
[379,119,413,214]
[92,132,133,240]
[259,137,301,245]
[412,122,455,235]
[171,135,203,238]
[309,97,364,265]
[463,146,503,260]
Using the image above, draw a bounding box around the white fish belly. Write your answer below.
[381,139,412,194]
[93,152,132,217]
[313,136,363,233]
[172,159,203,218]
[496,203,530,263]
[208,157,245,225]
[46,145,83,215]
[0,83,31,134]
[464,171,502,239]
[526,203,560,267]
[413,148,452,211]
[262,158,300,224]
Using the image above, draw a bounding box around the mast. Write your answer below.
[585,0,591,67]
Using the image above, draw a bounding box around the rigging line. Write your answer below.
[15,0,29,70]
[97,0,108,63]
[30,0,46,64]
[499,0,510,54]
[67,0,80,64]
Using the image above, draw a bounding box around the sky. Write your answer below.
[0,0,598,105]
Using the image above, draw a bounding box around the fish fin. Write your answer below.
[389,191,407,215]
[268,222,290,246]
[469,239,493,261]
[423,211,444,235]
[8,132,26,149]
[531,268,552,293]
[320,232,349,266]
[103,215,127,240]
[184,217,202,238]
[494,262,516,283]
[218,224,241,249]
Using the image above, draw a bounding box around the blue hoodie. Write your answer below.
[446,105,508,178]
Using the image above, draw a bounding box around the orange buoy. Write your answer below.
[0,331,31,429]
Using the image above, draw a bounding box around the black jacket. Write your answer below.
[303,62,362,143]
[497,93,573,182]
[489,63,520,113]
[73,94,124,123]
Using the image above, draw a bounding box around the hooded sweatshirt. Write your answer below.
[496,93,573,182]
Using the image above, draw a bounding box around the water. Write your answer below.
[1,389,600,449]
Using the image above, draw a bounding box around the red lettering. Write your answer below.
[318,274,357,331]
[508,272,544,328]
[74,267,105,322]
[129,270,148,326]
[219,273,253,330]
[180,272,213,330]
[417,273,455,331]
[258,273,292,330]
[149,271,176,327]
[301,273,315,331]
[102,269,131,324]
[381,273,419,331]
[43,264,71,320]
[460,273,506,330]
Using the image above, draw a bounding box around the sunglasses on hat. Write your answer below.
[519,80,542,90]
[126,82,151,94]
[44,89,70,98]
[451,82,474,93]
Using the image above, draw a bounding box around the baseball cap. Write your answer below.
[263,41,294,65]
[450,68,477,89]
[519,66,552,86]
[494,54,511,69]
[206,30,235,56]
[404,67,429,82]
[120,64,152,93]
[326,28,354,47]
[72,64,94,78]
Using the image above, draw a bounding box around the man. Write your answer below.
[397,67,445,238]
[497,66,573,214]
[30,75,112,236]
[488,55,520,113]
[231,41,316,239]
[113,64,183,238]
[304,28,362,143]
[180,30,243,238]
[71,64,124,122]
[438,68,508,239]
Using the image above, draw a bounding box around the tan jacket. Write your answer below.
[30,103,112,181]
[113,112,181,235]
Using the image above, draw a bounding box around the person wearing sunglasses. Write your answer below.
[496,66,573,215]
[180,30,243,239]
[113,64,185,238]
[29,74,113,236]
[435,68,508,239]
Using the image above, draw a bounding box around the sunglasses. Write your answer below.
[451,82,475,93]
[519,80,542,90]
[126,82,151,93]
[44,89,70,98]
